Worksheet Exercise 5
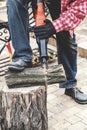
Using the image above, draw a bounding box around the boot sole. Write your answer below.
[65,93,87,104]
[8,66,24,72]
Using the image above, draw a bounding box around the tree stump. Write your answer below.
[1,64,65,130]
[0,85,48,130]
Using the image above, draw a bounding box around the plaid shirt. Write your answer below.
[52,0,87,35]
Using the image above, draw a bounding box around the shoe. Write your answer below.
[65,87,87,104]
[8,59,32,71]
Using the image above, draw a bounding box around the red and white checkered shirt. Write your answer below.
[52,0,87,36]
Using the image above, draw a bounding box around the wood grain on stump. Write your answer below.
[0,85,48,130]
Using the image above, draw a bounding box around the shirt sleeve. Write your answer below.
[52,0,87,33]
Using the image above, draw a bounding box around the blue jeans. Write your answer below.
[6,0,32,62]
[56,31,77,89]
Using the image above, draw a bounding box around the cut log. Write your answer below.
[0,85,48,130]
[5,64,66,88]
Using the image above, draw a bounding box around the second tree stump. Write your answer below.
[0,85,48,130]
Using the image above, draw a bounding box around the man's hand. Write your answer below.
[34,19,56,39]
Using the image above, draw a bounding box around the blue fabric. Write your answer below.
[56,31,77,89]
[6,0,32,62]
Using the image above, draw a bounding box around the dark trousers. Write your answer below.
[46,0,77,88]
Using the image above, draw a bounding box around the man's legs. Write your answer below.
[6,0,32,70]
[46,0,87,104]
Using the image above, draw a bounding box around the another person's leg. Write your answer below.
[56,31,87,104]
[56,32,77,89]
[6,0,32,71]
[47,0,87,104]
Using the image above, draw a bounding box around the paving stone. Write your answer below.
[47,93,57,101]
[47,85,59,94]
[48,97,62,107]
[61,106,81,117]
[52,120,71,130]
[52,113,69,123]
[77,103,87,110]
[76,109,87,120]
[62,98,77,108]
[82,119,87,125]
[48,118,58,129]
[65,115,81,124]
[67,122,87,130]
[53,88,65,97]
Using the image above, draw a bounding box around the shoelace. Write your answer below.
[73,87,83,94]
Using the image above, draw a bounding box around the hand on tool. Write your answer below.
[34,19,56,39]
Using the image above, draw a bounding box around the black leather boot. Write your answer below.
[65,88,87,104]
[8,59,32,71]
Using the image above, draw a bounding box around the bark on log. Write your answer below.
[5,64,66,88]
[0,85,48,130]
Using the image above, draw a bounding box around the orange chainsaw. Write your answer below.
[33,0,48,66]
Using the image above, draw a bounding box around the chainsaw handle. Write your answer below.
[35,0,46,26]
